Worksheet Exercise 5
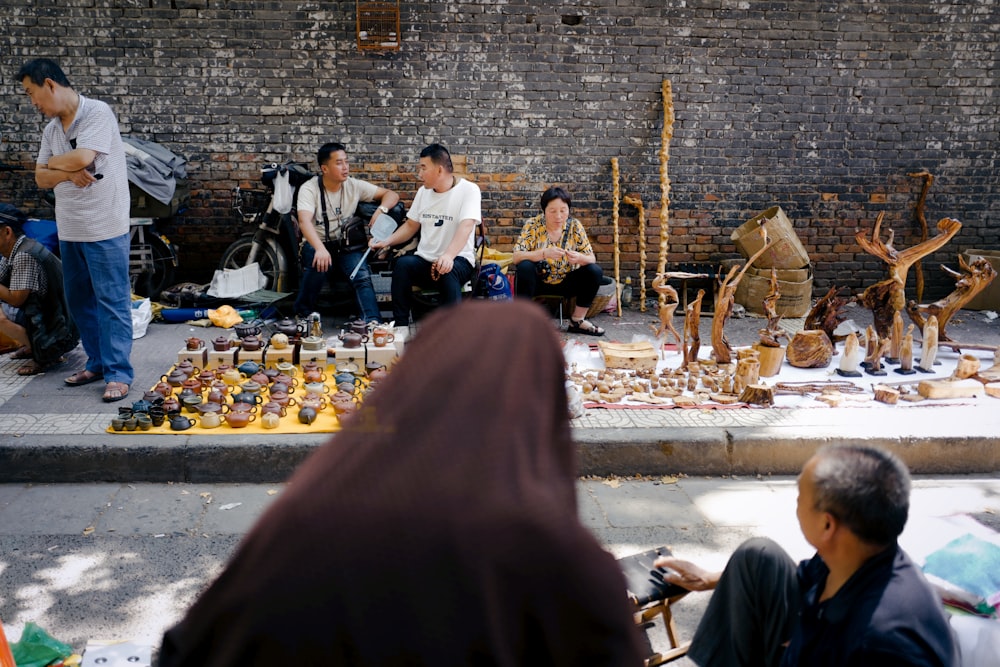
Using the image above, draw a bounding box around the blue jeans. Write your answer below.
[59,234,134,385]
[294,242,382,322]
[391,254,474,325]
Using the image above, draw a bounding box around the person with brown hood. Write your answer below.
[159,299,643,667]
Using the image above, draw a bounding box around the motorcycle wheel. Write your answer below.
[219,235,288,293]
[132,233,176,301]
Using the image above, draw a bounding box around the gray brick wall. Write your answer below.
[2,0,997,301]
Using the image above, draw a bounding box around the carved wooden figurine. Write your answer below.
[836,332,864,377]
[803,286,852,344]
[896,324,916,375]
[758,268,789,348]
[856,214,962,338]
[886,310,904,364]
[712,227,774,364]
[650,274,682,354]
[681,289,706,370]
[906,256,997,342]
[916,315,939,373]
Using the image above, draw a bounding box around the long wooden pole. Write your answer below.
[658,79,675,307]
[611,157,622,316]
[624,194,646,312]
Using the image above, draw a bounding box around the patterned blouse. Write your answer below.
[513,215,594,285]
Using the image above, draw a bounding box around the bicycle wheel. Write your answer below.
[133,232,177,301]
[219,235,288,292]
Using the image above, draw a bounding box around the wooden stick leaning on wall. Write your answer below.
[611,157,622,317]
[624,193,647,312]
[658,79,675,307]
[908,169,934,303]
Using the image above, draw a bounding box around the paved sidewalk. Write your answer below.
[0,475,997,661]
[0,305,998,482]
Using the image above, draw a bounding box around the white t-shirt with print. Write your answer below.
[407,178,481,265]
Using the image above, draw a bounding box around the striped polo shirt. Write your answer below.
[37,94,130,242]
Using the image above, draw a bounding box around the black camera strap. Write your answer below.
[316,176,344,243]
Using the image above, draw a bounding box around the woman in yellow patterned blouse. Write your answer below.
[512,187,606,336]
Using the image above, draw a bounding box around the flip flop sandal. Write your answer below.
[568,318,606,337]
[102,381,130,403]
[11,347,33,360]
[17,360,43,376]
[65,369,104,386]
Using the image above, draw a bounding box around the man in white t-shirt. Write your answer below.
[371,144,481,326]
[293,142,399,321]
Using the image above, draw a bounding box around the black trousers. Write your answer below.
[687,537,800,667]
[513,261,603,310]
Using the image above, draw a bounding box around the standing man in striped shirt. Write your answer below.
[19,58,134,402]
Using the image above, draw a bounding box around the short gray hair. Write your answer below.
[810,445,910,546]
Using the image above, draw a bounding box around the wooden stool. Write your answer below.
[619,546,691,666]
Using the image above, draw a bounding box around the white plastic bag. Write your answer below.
[206,262,267,298]
[132,298,152,339]
[273,170,292,214]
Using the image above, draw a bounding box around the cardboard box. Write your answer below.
[961,249,1000,311]
[731,206,810,269]
[129,180,190,218]
[735,266,814,318]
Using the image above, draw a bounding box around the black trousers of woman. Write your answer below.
[514,261,603,308]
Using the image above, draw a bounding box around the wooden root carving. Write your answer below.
[650,274,682,349]
[712,226,774,364]
[759,268,789,348]
[857,214,962,338]
[681,289,705,369]
[906,255,997,342]
[803,286,851,343]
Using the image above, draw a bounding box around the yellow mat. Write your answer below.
[106,362,372,435]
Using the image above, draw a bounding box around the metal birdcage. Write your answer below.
[357,1,400,51]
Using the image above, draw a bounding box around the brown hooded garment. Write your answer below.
[159,299,643,667]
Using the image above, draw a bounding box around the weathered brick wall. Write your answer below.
[2,0,997,301]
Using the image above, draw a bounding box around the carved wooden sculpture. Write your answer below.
[906,255,997,342]
[712,227,774,364]
[803,286,851,344]
[836,332,864,377]
[886,310,904,363]
[908,170,934,302]
[856,214,962,338]
[681,288,705,369]
[864,334,892,377]
[650,273,682,352]
[759,268,789,348]
[916,315,939,373]
[624,194,647,312]
[611,158,622,316]
[657,80,674,299]
[896,324,916,375]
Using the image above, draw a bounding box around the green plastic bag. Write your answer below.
[10,622,72,667]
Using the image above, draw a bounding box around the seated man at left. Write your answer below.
[0,203,79,375]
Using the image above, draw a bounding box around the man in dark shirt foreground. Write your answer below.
[657,444,958,666]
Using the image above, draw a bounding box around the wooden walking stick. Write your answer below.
[624,193,647,312]
[657,79,675,306]
[611,157,622,316]
[908,170,933,303]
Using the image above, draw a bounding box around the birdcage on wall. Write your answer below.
[357,2,400,51]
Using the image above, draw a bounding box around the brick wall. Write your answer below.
[2,1,997,301]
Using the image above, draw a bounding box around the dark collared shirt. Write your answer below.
[782,544,958,666]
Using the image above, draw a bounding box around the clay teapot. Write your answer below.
[141,391,165,405]
[303,381,331,396]
[220,367,243,386]
[237,360,262,376]
[300,335,325,351]
[181,378,203,394]
[261,401,287,417]
[199,412,222,429]
[131,399,153,414]
[269,381,292,396]
[209,380,229,396]
[301,359,321,374]
[262,366,281,382]
[269,332,290,350]
[152,380,174,397]
[302,368,327,384]
[240,334,262,351]
[185,336,205,351]
[240,379,263,395]
[206,388,227,405]
[232,391,263,406]
[297,406,318,425]
[195,401,229,416]
[274,372,298,388]
[228,401,258,414]
[299,394,327,411]
[338,330,368,349]
[276,317,306,338]
[250,370,270,386]
[224,411,256,428]
[212,335,232,352]
[268,390,297,408]
[368,365,389,384]
[233,320,262,339]
[260,412,281,429]
[163,369,188,387]
[175,359,200,376]
[161,395,181,413]
[346,318,370,336]
[331,393,357,415]
[197,369,216,385]
[168,414,196,431]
